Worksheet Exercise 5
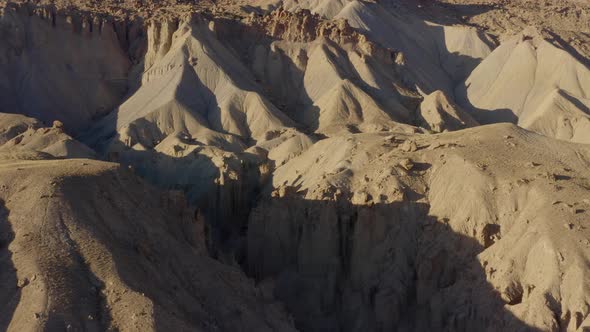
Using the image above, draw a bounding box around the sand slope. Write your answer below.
[249,123,590,331]
[1,1,590,331]
[0,158,294,332]
[297,0,494,94]
[457,29,590,142]
[0,113,96,158]
[92,17,293,153]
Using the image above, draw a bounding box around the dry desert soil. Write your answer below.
[1,0,590,331]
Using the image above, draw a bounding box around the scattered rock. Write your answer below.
[399,140,417,152]
[399,158,414,171]
[17,277,29,288]
[500,281,523,305]
[52,120,65,130]
[272,185,297,198]
[351,191,372,205]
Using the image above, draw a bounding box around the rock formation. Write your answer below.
[0,0,589,331]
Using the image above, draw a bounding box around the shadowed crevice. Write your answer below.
[0,200,20,331]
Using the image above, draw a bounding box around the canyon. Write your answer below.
[1,0,590,331]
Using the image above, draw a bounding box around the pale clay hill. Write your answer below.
[1,0,590,331]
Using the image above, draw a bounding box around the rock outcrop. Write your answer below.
[419,90,478,132]
[246,124,590,331]
[0,158,295,331]
[0,1,590,332]
[0,3,133,132]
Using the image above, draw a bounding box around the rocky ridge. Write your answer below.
[1,0,590,331]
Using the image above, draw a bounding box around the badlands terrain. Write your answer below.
[0,0,590,331]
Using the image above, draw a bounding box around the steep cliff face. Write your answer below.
[0,3,133,132]
[76,6,424,263]
[284,0,495,94]
[210,8,421,135]
[1,1,590,332]
[248,198,426,331]
[246,124,590,331]
[243,7,396,62]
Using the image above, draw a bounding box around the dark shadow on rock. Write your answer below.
[56,6,544,330]
[212,19,321,132]
[351,1,499,99]
[561,90,590,116]
[56,164,289,331]
[545,30,590,70]
[79,58,241,153]
[245,195,543,332]
[80,16,305,153]
[112,145,267,267]
[0,4,137,136]
[397,1,498,27]
[212,16,419,133]
[23,200,117,331]
[555,174,572,181]
[454,82,519,124]
[0,200,19,331]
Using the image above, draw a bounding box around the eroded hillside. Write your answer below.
[0,0,590,331]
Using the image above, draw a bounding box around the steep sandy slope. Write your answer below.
[438,0,590,66]
[0,158,295,332]
[0,113,40,145]
[87,7,420,153]
[278,0,495,95]
[77,6,424,255]
[456,29,590,142]
[0,125,96,159]
[93,15,294,153]
[0,4,131,132]
[519,89,590,144]
[309,78,402,134]
[1,2,423,143]
[221,8,420,135]
[1,1,590,332]
[337,1,494,88]
[0,114,96,158]
[247,124,590,331]
[77,13,322,259]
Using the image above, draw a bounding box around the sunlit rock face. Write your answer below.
[1,0,590,331]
